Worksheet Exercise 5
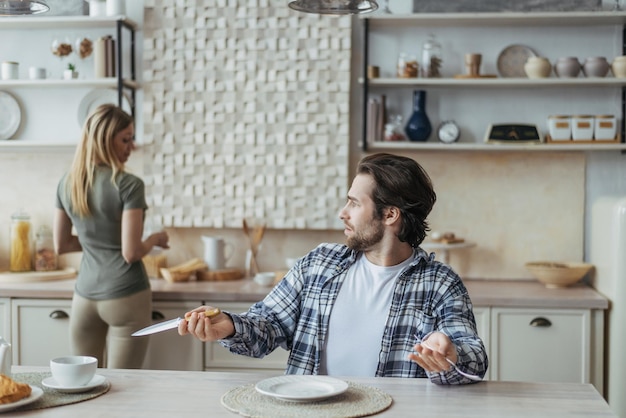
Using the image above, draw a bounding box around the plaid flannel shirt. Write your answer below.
[220,243,488,384]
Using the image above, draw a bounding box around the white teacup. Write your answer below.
[28,67,47,80]
[253,272,275,286]
[50,356,97,387]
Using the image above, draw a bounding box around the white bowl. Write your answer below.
[253,272,275,286]
[50,355,97,387]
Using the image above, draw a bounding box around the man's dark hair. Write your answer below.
[356,153,436,247]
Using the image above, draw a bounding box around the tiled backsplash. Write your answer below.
[141,0,350,230]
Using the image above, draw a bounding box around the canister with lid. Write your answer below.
[421,34,442,78]
[594,115,617,140]
[35,225,57,271]
[572,115,594,140]
[547,115,571,141]
[9,209,32,272]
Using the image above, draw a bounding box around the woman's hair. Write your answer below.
[356,153,436,247]
[67,104,133,217]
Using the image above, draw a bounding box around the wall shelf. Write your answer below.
[361,11,626,28]
[0,78,139,89]
[367,141,626,152]
[360,11,626,152]
[361,77,626,88]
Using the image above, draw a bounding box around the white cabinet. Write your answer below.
[0,298,10,342]
[204,302,289,372]
[361,11,626,152]
[11,298,71,366]
[142,301,204,371]
[490,307,592,384]
[471,306,490,381]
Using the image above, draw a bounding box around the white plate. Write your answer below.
[0,385,43,413]
[497,44,536,77]
[255,376,349,402]
[42,374,107,393]
[77,88,132,127]
[0,91,21,140]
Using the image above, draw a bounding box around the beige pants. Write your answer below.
[70,289,152,369]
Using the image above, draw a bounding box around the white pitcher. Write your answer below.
[201,236,233,271]
[0,336,11,377]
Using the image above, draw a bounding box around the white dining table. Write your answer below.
[8,366,616,417]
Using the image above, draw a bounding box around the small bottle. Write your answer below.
[35,225,57,271]
[421,34,442,78]
[10,209,33,272]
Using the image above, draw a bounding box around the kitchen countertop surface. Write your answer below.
[10,366,615,418]
[0,277,609,310]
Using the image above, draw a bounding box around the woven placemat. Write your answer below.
[221,381,392,418]
[11,372,110,412]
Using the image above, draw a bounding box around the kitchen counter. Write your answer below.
[0,278,609,310]
[10,366,615,417]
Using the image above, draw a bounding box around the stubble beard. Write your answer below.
[346,219,385,251]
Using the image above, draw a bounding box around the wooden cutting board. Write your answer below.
[0,267,77,283]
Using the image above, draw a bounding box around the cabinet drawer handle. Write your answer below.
[49,310,69,320]
[152,311,165,321]
[529,317,552,327]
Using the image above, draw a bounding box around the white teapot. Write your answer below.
[0,336,11,377]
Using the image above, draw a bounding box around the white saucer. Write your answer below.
[0,385,43,412]
[42,374,107,393]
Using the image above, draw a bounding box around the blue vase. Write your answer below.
[405,90,432,142]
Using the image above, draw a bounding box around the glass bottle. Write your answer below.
[10,209,33,272]
[404,90,432,142]
[35,225,57,271]
[422,34,442,78]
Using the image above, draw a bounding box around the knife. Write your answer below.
[131,307,221,337]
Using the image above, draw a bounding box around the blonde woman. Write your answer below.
[54,104,169,369]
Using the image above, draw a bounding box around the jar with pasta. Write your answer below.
[10,209,32,272]
[35,225,57,272]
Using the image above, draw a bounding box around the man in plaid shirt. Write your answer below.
[180,153,488,384]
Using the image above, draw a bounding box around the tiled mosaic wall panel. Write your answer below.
[142,0,350,229]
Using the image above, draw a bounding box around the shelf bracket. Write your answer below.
[361,18,369,152]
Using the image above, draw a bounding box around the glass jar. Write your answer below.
[10,209,32,272]
[35,225,57,271]
[397,52,418,78]
[421,34,442,78]
[384,114,406,141]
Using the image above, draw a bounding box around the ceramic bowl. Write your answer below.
[253,272,276,286]
[50,355,97,387]
[525,261,593,288]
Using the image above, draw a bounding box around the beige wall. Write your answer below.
[0,148,584,279]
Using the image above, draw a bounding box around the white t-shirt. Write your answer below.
[320,253,413,376]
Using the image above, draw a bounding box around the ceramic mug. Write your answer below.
[201,236,233,271]
[28,66,47,80]
[1,61,18,80]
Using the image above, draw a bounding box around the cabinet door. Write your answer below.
[490,307,590,383]
[142,301,204,371]
[0,298,9,342]
[11,299,71,366]
[471,306,490,380]
[204,302,289,372]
